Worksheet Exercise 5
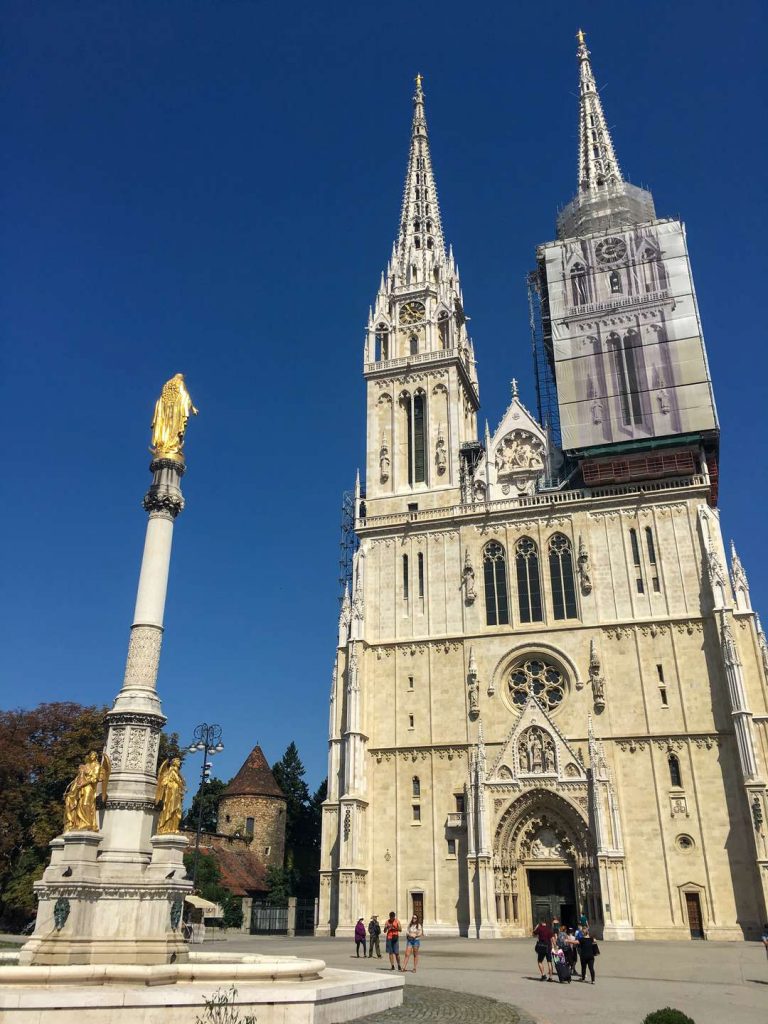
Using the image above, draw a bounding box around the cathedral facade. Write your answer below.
[319,40,768,941]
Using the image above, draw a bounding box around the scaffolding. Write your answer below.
[338,489,359,601]
[527,265,561,450]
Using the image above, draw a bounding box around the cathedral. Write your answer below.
[319,36,768,941]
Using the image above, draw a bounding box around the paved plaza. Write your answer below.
[207,934,767,1024]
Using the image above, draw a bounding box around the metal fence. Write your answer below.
[250,902,288,935]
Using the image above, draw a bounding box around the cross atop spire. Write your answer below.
[395,73,446,273]
[576,30,623,193]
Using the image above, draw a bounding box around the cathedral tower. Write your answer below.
[363,75,479,516]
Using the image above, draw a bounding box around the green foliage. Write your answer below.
[183,851,226,901]
[265,864,298,905]
[0,702,183,931]
[182,777,228,833]
[271,743,326,898]
[195,985,256,1024]
[221,894,243,929]
[643,1010,695,1024]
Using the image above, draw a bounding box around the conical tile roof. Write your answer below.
[222,745,285,799]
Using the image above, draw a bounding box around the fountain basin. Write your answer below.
[0,951,404,1023]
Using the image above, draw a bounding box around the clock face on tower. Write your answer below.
[400,301,426,325]
[595,237,627,264]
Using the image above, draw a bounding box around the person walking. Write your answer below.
[385,911,402,971]
[402,914,423,972]
[368,915,382,958]
[577,926,598,983]
[761,922,768,960]
[354,918,367,957]
[532,917,554,981]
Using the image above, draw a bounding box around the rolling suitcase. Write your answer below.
[555,958,571,983]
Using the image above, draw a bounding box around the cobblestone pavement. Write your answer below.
[200,934,768,1024]
[355,985,535,1023]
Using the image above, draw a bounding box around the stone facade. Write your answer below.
[319,60,768,942]
[218,794,286,869]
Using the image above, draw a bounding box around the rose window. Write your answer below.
[508,657,566,711]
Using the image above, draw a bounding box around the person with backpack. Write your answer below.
[384,911,402,971]
[367,915,382,958]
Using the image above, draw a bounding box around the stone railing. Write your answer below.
[357,475,708,531]
[445,812,466,829]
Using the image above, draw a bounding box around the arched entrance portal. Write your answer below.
[492,789,601,935]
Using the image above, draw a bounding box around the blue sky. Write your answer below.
[2,1,766,793]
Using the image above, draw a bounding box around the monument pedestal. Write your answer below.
[19,832,191,966]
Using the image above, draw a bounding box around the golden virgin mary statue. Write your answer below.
[150,374,198,461]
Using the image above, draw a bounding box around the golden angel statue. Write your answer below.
[155,757,186,834]
[63,751,111,832]
[150,373,198,460]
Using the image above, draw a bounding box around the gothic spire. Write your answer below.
[395,74,447,274]
[557,30,655,238]
[576,29,623,193]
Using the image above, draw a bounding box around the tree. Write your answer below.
[271,743,326,899]
[0,701,181,931]
[271,742,310,850]
[182,777,228,833]
[0,702,108,930]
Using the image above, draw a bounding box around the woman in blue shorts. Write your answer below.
[402,914,423,973]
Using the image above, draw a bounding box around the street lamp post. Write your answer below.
[187,722,224,892]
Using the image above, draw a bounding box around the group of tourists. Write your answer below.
[533,916,599,984]
[354,912,423,971]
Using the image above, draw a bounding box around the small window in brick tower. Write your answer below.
[246,817,254,836]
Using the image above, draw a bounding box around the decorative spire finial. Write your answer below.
[575,31,623,193]
[394,74,446,271]
[511,378,519,399]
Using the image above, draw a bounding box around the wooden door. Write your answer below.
[411,892,424,923]
[685,893,703,938]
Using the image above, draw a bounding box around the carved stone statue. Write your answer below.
[379,433,390,482]
[530,729,543,772]
[63,751,110,832]
[543,736,556,772]
[518,739,529,774]
[589,639,606,711]
[435,434,447,475]
[467,648,480,715]
[462,550,476,603]
[155,758,186,834]
[577,536,592,595]
[150,373,198,461]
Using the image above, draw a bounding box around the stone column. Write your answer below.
[98,458,184,869]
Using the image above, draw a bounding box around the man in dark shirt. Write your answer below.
[532,918,554,981]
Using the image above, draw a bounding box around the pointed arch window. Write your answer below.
[374,324,389,362]
[402,390,426,486]
[609,270,622,294]
[515,537,543,623]
[570,263,588,305]
[414,236,421,249]
[437,313,450,350]
[548,534,577,620]
[668,754,682,788]
[412,776,421,797]
[608,331,643,427]
[483,541,510,626]
[410,334,419,356]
